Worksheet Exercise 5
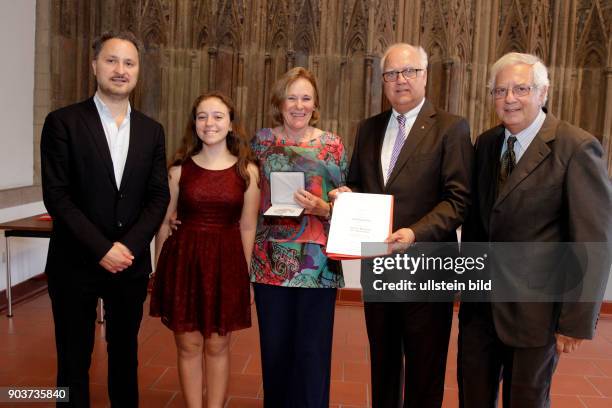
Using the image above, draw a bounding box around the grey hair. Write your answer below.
[489,52,549,102]
[380,43,429,71]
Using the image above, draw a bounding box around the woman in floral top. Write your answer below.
[251,67,347,407]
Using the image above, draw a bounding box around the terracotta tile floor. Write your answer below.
[1,293,612,407]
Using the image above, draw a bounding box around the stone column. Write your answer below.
[468,0,497,138]
[602,67,612,176]
[337,56,347,139]
[443,58,454,112]
[260,53,272,129]
[312,56,320,78]
[236,52,246,119]
[208,46,217,91]
[561,0,578,122]
[364,55,374,117]
[400,0,421,43]
[547,0,567,116]
[286,49,295,70]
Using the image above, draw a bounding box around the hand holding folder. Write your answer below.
[326,192,394,259]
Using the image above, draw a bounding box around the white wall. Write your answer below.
[0,0,43,292]
[342,260,361,288]
[0,0,36,189]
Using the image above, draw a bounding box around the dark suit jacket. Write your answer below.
[462,113,612,347]
[347,99,473,242]
[41,97,170,280]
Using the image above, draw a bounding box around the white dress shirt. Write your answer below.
[381,98,426,184]
[93,92,131,188]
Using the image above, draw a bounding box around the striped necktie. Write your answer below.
[387,114,406,178]
[498,135,517,191]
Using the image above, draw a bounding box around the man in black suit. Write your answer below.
[458,52,612,408]
[41,31,169,407]
[331,43,473,407]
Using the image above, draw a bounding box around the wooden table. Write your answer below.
[0,214,51,317]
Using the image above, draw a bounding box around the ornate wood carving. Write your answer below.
[41,0,612,175]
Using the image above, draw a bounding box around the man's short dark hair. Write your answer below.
[92,31,142,59]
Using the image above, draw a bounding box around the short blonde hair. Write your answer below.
[270,67,320,126]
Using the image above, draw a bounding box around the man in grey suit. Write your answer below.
[458,52,612,408]
[332,43,473,408]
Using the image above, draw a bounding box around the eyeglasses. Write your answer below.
[491,84,537,99]
[382,68,425,82]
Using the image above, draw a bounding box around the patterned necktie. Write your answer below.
[387,114,406,178]
[498,135,517,190]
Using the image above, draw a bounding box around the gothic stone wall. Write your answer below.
[41,0,612,175]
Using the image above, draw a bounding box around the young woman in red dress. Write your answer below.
[150,91,259,408]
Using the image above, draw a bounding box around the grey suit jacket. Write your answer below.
[462,113,612,347]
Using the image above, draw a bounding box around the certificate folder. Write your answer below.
[263,171,305,218]
[326,192,394,260]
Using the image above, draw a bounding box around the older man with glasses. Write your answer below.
[331,42,473,407]
[458,52,612,408]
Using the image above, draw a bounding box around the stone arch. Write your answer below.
[141,0,167,46]
[497,4,528,57]
[270,31,289,80]
[294,31,314,69]
[293,0,318,69]
[197,27,209,49]
[343,0,367,55]
[347,34,366,56]
[499,39,526,57]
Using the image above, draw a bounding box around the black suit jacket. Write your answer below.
[462,113,612,347]
[347,99,473,242]
[41,97,170,280]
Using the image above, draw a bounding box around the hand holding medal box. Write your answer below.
[263,171,305,218]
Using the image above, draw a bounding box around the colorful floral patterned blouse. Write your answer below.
[250,128,348,288]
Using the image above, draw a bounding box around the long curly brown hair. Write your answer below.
[172,91,254,186]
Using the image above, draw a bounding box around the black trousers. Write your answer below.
[254,283,337,408]
[48,272,149,408]
[457,303,559,408]
[365,301,453,408]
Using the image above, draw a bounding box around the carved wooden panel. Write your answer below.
[42,0,610,175]
[497,0,529,55]
[573,0,608,141]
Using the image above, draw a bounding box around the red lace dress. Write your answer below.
[150,158,251,336]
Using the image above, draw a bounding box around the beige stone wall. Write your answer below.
[25,0,612,191]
